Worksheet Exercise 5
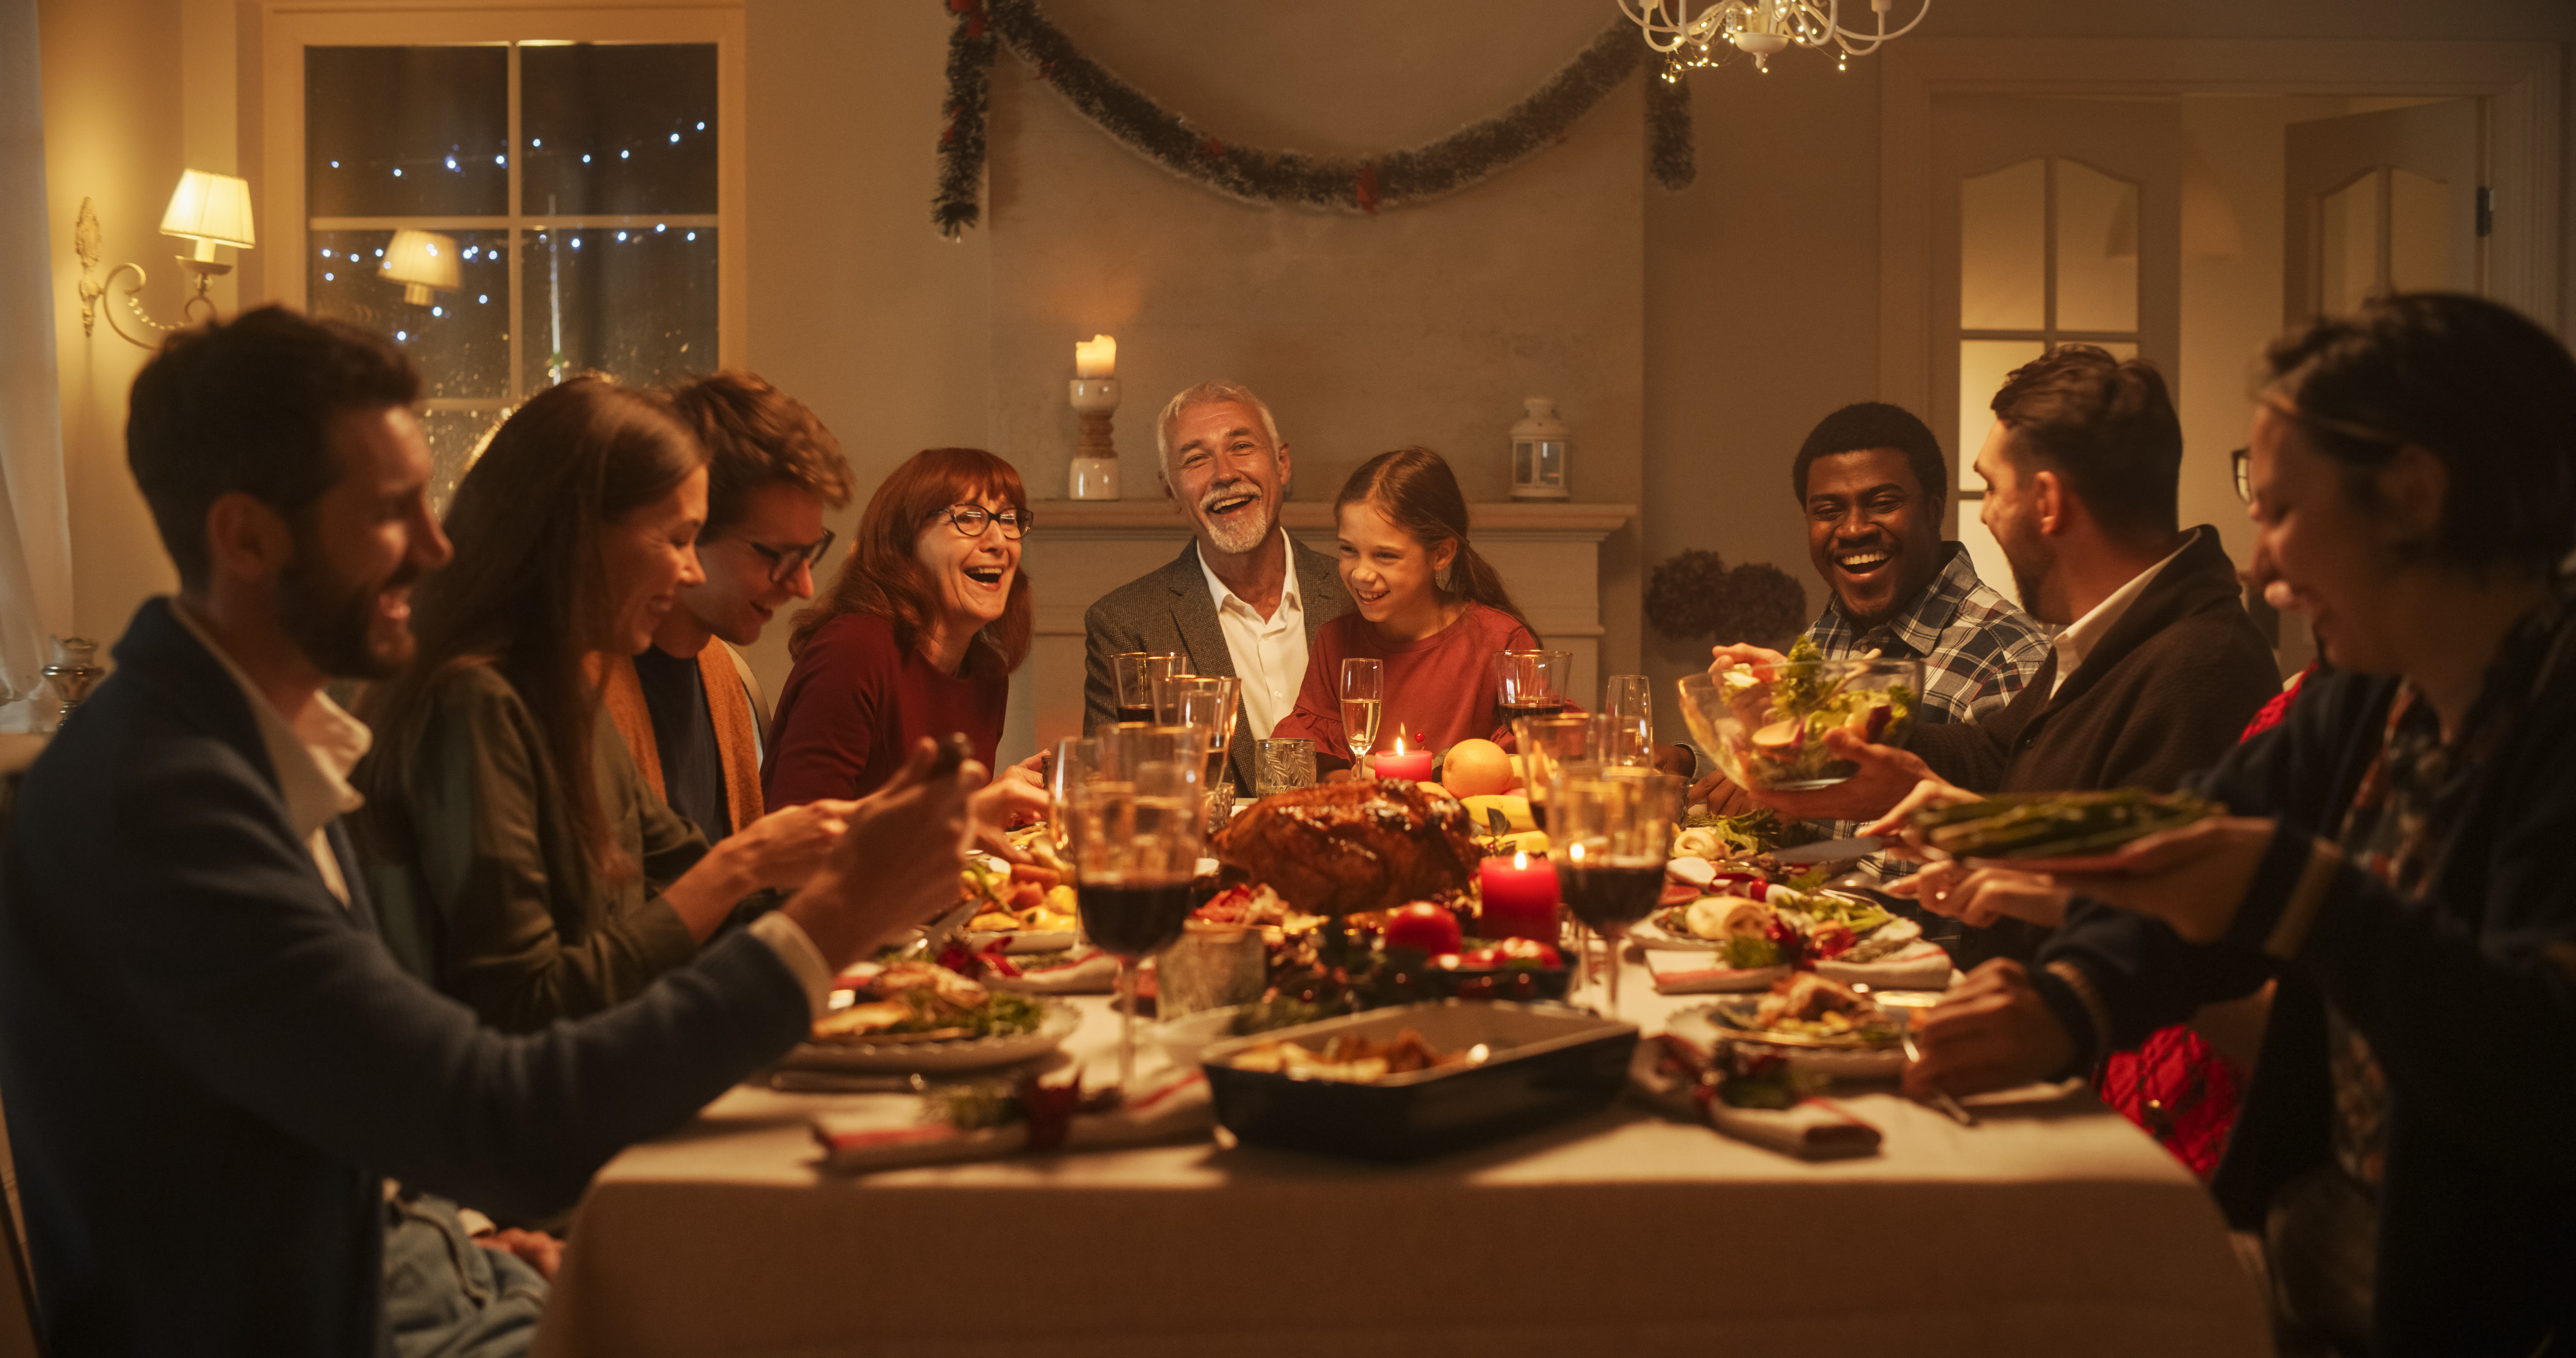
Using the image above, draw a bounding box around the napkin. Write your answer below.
[1645,953,1789,995]
[980,947,1119,995]
[1814,939,1955,991]
[810,1070,1210,1175]
[1628,1035,1882,1160]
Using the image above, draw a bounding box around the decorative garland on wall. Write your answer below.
[935,0,1697,236]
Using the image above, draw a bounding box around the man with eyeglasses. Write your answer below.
[598,372,855,844]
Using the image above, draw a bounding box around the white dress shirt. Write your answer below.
[2047,528,2202,699]
[1198,529,1308,740]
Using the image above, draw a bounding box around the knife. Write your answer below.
[1768,834,1886,865]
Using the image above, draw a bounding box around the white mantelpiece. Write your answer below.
[1000,500,1636,764]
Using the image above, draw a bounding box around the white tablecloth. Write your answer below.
[532,964,2269,1358]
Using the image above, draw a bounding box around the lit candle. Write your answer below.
[1372,735,1436,784]
[1074,334,1117,379]
[1477,849,1560,942]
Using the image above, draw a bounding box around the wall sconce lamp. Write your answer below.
[74,170,256,349]
[379,229,460,304]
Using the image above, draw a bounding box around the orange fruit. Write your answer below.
[1440,738,1515,797]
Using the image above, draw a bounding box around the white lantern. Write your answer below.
[1509,397,1569,500]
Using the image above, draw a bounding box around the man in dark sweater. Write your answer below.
[1732,346,2280,961]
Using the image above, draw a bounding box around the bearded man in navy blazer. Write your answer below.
[0,308,977,1357]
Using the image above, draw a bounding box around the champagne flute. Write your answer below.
[1045,736,1099,856]
[1339,658,1384,771]
[1553,770,1684,1021]
[1110,652,1186,728]
[1069,723,1207,1091]
[1515,716,1601,1000]
[1603,674,1654,767]
[1155,674,1243,827]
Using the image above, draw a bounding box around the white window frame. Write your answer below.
[259,2,748,416]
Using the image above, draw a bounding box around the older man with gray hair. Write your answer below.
[1081,380,1353,793]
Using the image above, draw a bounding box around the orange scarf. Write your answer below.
[595,643,765,836]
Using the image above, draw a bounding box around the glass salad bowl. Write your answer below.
[1676,642,1922,793]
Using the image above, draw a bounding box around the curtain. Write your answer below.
[0,0,72,731]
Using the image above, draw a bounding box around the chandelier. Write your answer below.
[1617,0,1932,79]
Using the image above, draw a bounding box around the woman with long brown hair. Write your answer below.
[764,447,1049,827]
[355,376,858,1032]
[1273,446,1540,767]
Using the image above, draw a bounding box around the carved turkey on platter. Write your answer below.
[1213,779,1480,917]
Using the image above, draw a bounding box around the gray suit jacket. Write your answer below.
[1082,534,1353,793]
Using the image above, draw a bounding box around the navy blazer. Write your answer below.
[2035,665,2576,1356]
[0,599,812,1357]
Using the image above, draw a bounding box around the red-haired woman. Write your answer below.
[1273,447,1541,768]
[765,448,1048,833]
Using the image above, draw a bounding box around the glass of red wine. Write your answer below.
[1494,649,1573,727]
[1553,770,1684,1021]
[1110,652,1187,728]
[1067,723,1208,1090]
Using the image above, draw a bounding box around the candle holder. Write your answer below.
[1069,377,1121,500]
[41,636,105,730]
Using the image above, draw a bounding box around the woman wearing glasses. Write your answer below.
[765,447,1050,836]
[355,377,870,1031]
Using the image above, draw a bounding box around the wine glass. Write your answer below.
[1339,658,1384,771]
[1045,736,1099,856]
[1155,674,1243,827]
[1553,770,1684,1020]
[1110,651,1186,728]
[1602,674,1654,767]
[1514,715,1601,999]
[1068,723,1208,1090]
[1494,649,1573,727]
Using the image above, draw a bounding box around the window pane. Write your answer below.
[309,229,513,401]
[521,44,718,216]
[2387,167,2450,294]
[1958,339,2046,488]
[307,47,507,218]
[2319,169,2380,318]
[422,408,506,516]
[2054,159,2139,333]
[1961,158,2045,331]
[520,227,716,391]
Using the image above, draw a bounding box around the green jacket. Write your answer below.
[355,664,705,1033]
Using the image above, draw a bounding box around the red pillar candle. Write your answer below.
[1372,736,1437,784]
[1477,850,1560,942]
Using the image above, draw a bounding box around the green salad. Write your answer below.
[1718,637,1919,790]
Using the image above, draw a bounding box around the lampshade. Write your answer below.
[159,171,255,260]
[379,229,461,305]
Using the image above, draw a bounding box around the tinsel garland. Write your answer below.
[935,0,1699,237]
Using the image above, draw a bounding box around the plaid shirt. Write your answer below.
[1805,543,2053,728]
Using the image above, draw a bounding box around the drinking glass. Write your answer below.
[1109,651,1186,728]
[1045,736,1099,856]
[1068,723,1208,1090]
[1156,674,1243,828]
[1603,674,1654,766]
[1339,658,1384,769]
[1253,738,1317,797]
[1553,770,1684,1020]
[1512,714,1600,834]
[1495,649,1574,729]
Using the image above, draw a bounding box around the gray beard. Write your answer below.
[1197,489,1276,556]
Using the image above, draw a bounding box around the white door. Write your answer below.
[2284,99,2484,324]
[1931,97,2183,589]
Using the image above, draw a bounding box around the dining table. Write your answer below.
[530,950,2271,1358]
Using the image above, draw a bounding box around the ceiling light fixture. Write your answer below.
[1617,0,1931,78]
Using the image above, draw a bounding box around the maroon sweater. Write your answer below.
[1273,602,1539,766]
[763,612,1008,807]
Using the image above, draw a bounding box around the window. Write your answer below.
[266,9,743,508]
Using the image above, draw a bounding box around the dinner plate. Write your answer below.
[782,998,1082,1074]
[1665,1000,1907,1080]
[961,928,1081,955]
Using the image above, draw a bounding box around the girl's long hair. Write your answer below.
[1334,446,1532,636]
[788,447,1033,672]
[357,376,706,892]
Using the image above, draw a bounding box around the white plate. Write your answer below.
[1152,1004,1250,1071]
[1664,1002,1907,1081]
[1666,857,1717,889]
[784,999,1082,1074]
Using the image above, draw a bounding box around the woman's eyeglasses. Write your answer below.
[935,505,1032,540]
[737,529,837,584]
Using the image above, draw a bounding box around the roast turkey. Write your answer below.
[1213,779,1480,917]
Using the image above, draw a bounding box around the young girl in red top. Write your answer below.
[1274,447,1540,769]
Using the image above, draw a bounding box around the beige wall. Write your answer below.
[32,0,2576,745]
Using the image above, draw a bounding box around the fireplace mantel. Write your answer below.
[1001,500,1636,764]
